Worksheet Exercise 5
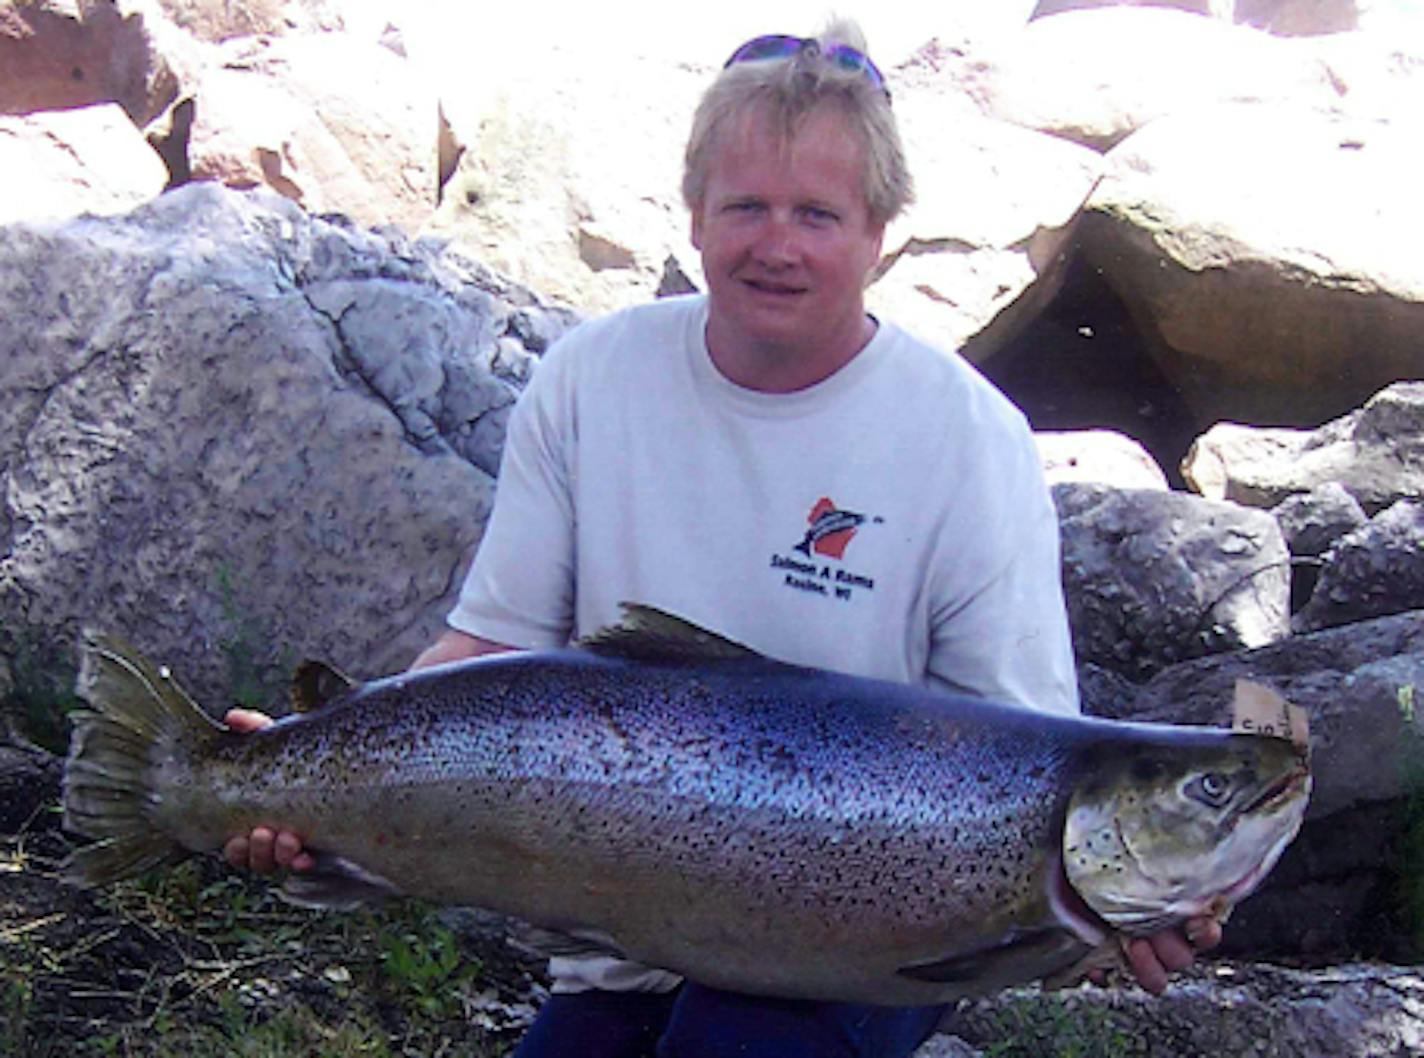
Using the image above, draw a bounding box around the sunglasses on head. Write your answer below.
[723,34,891,102]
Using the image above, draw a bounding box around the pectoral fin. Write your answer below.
[508,923,630,962]
[289,660,358,713]
[898,928,1088,986]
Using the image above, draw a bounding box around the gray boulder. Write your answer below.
[1273,482,1369,561]
[1296,501,1424,633]
[945,962,1424,1058]
[1272,481,1368,610]
[1184,382,1424,514]
[1055,483,1290,678]
[0,184,576,707]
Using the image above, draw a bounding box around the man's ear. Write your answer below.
[690,206,704,251]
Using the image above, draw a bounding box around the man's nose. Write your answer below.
[752,212,799,265]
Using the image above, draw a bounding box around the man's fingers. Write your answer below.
[248,826,277,873]
[1124,938,1169,996]
[1149,929,1196,974]
[225,708,275,733]
[223,835,249,870]
[1184,916,1222,951]
[273,830,306,869]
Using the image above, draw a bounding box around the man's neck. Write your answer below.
[705,313,879,394]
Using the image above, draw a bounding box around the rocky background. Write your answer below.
[1,0,1422,1055]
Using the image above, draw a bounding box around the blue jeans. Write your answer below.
[510,984,946,1058]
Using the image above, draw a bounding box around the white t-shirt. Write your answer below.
[447,293,1079,991]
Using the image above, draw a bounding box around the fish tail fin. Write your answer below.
[62,630,225,888]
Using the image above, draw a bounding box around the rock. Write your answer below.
[869,103,1102,360]
[421,38,705,318]
[1120,610,1424,957]
[1236,0,1361,34]
[1296,501,1424,632]
[0,737,60,835]
[945,962,1424,1058]
[913,1033,983,1058]
[1081,102,1424,427]
[0,103,170,224]
[1273,482,1369,560]
[0,0,180,126]
[1036,430,1169,489]
[0,184,575,705]
[1032,0,1224,17]
[181,33,440,234]
[1183,382,1424,514]
[980,8,1340,151]
[1054,483,1290,678]
[1272,482,1368,610]
[149,0,346,41]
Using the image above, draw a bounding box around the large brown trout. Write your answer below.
[62,606,1310,1005]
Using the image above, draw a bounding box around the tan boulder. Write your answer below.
[1235,0,1361,34]
[868,98,1102,360]
[1035,429,1169,489]
[980,7,1342,150]
[147,0,345,41]
[184,33,437,233]
[1080,102,1424,427]
[0,0,181,125]
[423,40,706,316]
[1031,0,1227,17]
[0,103,169,224]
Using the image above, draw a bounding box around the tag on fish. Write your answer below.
[1232,679,1309,749]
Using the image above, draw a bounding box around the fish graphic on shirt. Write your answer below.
[794,499,867,560]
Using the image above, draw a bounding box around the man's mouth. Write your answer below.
[742,277,807,297]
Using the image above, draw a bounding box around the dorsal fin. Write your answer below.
[288,659,358,713]
[576,603,761,664]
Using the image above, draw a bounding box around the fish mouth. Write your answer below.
[1240,764,1309,816]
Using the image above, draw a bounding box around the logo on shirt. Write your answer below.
[770,497,882,603]
[794,498,867,559]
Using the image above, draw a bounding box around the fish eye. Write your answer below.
[1187,771,1233,806]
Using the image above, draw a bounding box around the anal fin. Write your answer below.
[277,853,402,910]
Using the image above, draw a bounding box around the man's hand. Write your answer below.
[1121,915,1223,995]
[220,708,314,874]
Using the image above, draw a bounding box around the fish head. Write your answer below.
[1062,733,1310,935]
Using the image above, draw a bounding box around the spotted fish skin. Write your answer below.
[62,615,1309,1006]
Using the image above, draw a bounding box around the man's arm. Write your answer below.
[221,630,516,874]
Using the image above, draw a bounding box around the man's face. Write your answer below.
[691,104,885,385]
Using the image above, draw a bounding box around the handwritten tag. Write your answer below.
[1232,679,1309,749]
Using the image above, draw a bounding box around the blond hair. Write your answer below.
[682,20,913,228]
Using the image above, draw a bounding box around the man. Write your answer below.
[227,21,1218,1057]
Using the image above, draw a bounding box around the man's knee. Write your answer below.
[657,984,943,1058]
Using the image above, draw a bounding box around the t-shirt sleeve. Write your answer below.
[924,418,1080,716]
[446,347,578,649]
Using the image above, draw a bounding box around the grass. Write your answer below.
[978,996,1139,1058]
[0,827,540,1058]
[1395,683,1424,956]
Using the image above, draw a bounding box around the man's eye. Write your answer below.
[803,207,838,224]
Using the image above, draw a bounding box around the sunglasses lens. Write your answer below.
[726,35,805,66]
[824,45,886,91]
[723,34,890,100]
